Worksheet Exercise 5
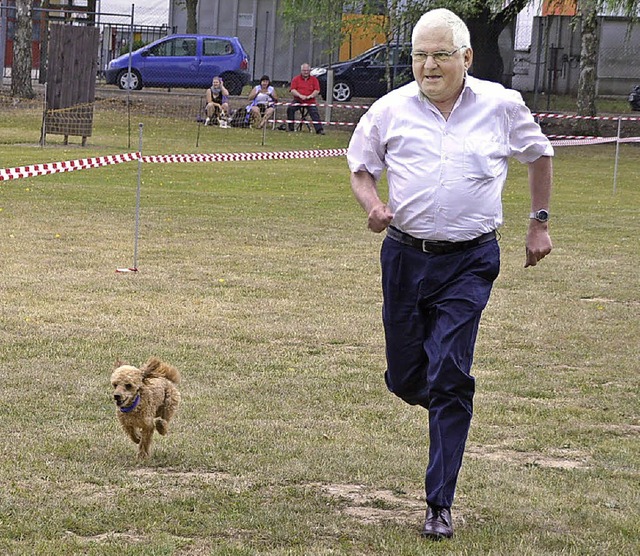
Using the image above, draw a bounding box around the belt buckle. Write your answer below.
[421,240,442,254]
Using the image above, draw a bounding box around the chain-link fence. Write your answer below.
[0,1,169,82]
[2,4,640,150]
[512,15,640,97]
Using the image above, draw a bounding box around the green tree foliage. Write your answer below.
[431,0,531,84]
[358,1,430,91]
[281,0,640,114]
[280,0,346,64]
[280,0,531,83]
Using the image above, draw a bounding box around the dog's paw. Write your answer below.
[154,418,168,435]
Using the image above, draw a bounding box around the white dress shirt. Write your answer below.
[347,76,554,241]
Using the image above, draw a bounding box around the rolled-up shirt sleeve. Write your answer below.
[507,95,554,163]
[347,107,387,182]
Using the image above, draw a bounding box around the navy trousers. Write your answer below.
[380,235,500,509]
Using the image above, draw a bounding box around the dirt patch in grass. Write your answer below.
[129,471,429,526]
[131,467,254,493]
[466,445,591,470]
[315,483,426,526]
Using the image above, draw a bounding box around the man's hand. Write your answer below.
[368,204,394,233]
[525,222,552,267]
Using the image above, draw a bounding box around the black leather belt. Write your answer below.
[387,226,496,255]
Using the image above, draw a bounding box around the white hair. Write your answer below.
[412,8,471,50]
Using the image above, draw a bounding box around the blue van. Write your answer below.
[105,34,250,95]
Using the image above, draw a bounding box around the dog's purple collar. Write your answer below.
[119,394,140,413]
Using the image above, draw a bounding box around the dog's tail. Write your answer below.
[142,357,181,385]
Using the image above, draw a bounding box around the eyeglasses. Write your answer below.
[411,47,465,64]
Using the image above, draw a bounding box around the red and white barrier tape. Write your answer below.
[273,106,639,118]
[550,136,616,147]
[141,148,348,164]
[3,135,638,180]
[0,149,347,180]
[0,152,140,181]
[271,119,356,127]
[534,112,640,121]
[549,136,640,147]
[275,101,372,110]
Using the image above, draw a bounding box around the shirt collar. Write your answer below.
[416,73,473,113]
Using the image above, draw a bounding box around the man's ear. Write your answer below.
[464,47,473,71]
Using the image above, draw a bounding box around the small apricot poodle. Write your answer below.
[110,357,181,460]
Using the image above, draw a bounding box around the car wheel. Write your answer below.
[117,69,142,90]
[221,73,243,96]
[332,81,352,102]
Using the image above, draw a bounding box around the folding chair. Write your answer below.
[295,106,312,132]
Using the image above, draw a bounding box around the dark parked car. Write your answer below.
[629,85,640,111]
[311,43,412,102]
[106,34,250,95]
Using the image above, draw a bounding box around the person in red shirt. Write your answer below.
[287,63,325,134]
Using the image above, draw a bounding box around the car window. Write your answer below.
[368,49,387,65]
[364,45,411,66]
[203,39,234,57]
[148,38,196,57]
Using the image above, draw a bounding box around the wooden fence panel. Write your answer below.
[43,25,99,144]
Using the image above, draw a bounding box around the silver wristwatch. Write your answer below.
[529,209,549,223]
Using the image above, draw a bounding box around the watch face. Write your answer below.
[536,210,549,222]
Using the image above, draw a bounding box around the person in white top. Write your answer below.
[247,75,278,129]
[347,8,553,540]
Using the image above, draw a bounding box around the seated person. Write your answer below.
[205,76,230,126]
[287,63,325,135]
[247,75,278,129]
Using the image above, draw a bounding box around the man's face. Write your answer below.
[411,25,472,106]
[301,64,311,78]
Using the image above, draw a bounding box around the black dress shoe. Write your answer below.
[421,506,453,540]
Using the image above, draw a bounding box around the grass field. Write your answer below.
[1,104,639,555]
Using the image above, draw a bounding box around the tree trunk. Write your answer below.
[186,0,198,34]
[577,5,597,116]
[11,0,35,99]
[576,1,598,134]
[466,15,504,84]
[464,1,531,86]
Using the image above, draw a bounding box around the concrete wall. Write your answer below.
[597,17,640,95]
